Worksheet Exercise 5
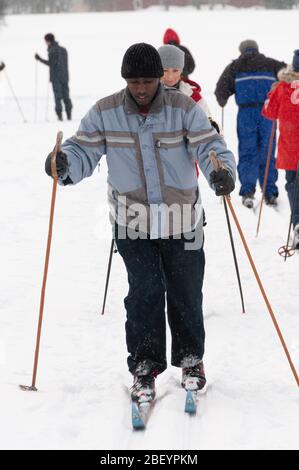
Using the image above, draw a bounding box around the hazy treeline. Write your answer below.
[2,0,298,15]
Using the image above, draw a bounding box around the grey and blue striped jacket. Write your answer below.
[61,85,236,239]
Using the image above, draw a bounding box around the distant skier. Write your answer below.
[215,40,286,208]
[162,28,195,78]
[44,43,236,404]
[262,50,299,250]
[0,61,5,72]
[35,33,72,121]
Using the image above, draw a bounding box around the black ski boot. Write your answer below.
[242,193,254,209]
[265,195,278,206]
[293,224,299,250]
[181,361,206,391]
[131,374,156,403]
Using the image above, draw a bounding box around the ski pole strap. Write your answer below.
[51,131,63,180]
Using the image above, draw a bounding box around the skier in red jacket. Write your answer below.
[262,50,299,249]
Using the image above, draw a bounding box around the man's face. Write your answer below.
[126,78,160,107]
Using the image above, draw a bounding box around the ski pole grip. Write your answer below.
[51,131,63,180]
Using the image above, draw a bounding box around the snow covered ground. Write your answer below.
[0,8,299,450]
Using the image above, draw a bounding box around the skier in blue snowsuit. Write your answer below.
[215,40,286,208]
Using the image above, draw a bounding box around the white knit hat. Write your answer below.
[158,45,185,70]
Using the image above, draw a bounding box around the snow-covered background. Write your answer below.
[0,8,299,450]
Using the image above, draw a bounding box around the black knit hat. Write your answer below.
[121,43,164,79]
[44,33,55,43]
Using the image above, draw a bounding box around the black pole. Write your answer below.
[101,238,115,315]
[223,196,246,314]
[284,163,299,262]
[221,107,224,134]
[4,70,27,123]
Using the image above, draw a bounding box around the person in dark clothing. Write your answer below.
[163,28,195,78]
[0,61,5,72]
[35,33,72,121]
[215,40,286,208]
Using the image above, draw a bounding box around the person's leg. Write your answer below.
[258,116,278,198]
[160,230,205,369]
[115,226,167,377]
[52,81,63,120]
[62,82,72,119]
[237,108,259,197]
[285,170,299,228]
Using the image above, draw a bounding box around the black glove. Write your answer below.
[45,151,68,179]
[209,118,220,134]
[216,97,227,108]
[0,62,5,71]
[35,53,41,61]
[210,168,235,196]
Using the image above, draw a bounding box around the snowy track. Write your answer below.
[1,10,299,450]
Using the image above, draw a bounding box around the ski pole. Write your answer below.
[209,151,299,387]
[45,80,50,122]
[223,197,246,314]
[278,162,299,261]
[101,238,116,315]
[20,131,63,392]
[209,151,245,314]
[34,60,38,122]
[256,120,276,237]
[4,69,27,123]
[221,107,224,134]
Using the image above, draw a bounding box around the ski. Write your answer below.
[131,400,154,430]
[184,390,197,414]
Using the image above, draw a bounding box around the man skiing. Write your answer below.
[35,33,72,121]
[0,61,5,72]
[215,40,285,208]
[44,43,236,407]
[262,50,299,250]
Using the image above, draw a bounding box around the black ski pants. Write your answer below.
[115,226,205,377]
[52,80,72,117]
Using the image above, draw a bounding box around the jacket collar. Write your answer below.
[124,84,164,115]
[278,65,299,83]
[48,41,58,50]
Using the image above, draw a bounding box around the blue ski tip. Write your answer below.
[131,402,145,430]
[185,390,197,414]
